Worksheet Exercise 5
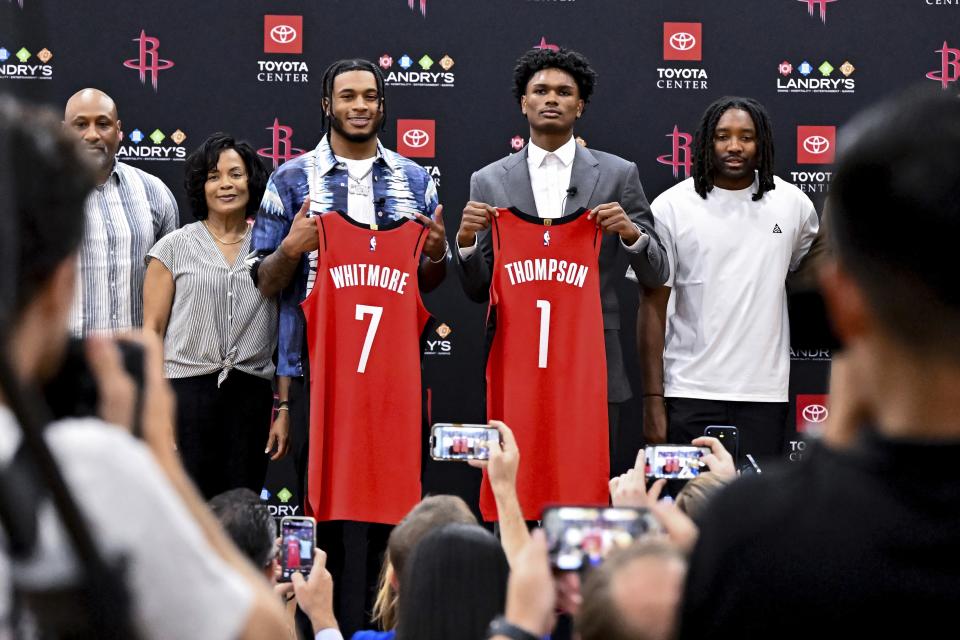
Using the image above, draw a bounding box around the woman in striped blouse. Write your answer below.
[144,132,286,498]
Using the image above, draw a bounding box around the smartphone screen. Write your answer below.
[543,506,661,571]
[429,423,499,461]
[644,445,711,479]
[279,517,316,582]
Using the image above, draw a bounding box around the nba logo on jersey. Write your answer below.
[543,231,551,247]
[369,236,377,252]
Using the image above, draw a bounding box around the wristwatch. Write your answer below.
[486,616,539,640]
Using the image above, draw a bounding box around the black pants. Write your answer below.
[171,371,273,500]
[666,397,789,468]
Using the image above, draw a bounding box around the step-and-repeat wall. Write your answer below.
[4,0,959,517]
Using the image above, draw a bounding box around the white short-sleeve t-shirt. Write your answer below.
[0,408,253,640]
[652,176,819,402]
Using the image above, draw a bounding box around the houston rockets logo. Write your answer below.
[256,118,306,169]
[534,37,560,52]
[926,41,960,89]
[122,30,174,91]
[407,0,426,16]
[798,0,838,23]
[656,126,693,179]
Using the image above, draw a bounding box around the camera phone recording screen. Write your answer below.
[281,519,315,580]
[432,426,496,460]
[648,446,706,479]
[543,507,657,571]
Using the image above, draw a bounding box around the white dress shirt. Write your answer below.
[527,136,577,218]
[459,136,648,259]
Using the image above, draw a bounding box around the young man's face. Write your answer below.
[711,108,758,189]
[521,68,583,135]
[325,70,383,143]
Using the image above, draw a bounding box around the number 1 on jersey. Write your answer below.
[536,299,551,369]
[355,304,383,373]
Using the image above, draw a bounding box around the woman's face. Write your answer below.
[205,148,249,217]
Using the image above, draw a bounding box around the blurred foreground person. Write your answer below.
[0,98,285,638]
[679,88,960,638]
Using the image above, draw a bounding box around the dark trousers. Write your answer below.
[288,360,392,638]
[171,371,273,500]
[666,397,789,468]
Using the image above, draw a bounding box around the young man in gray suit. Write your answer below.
[454,47,669,471]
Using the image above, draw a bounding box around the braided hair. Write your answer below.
[692,96,775,201]
[319,58,387,133]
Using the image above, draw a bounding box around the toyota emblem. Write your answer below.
[803,135,831,155]
[403,129,430,148]
[270,25,298,44]
[669,32,696,51]
[802,404,829,423]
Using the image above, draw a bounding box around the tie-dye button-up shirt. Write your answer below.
[247,135,438,377]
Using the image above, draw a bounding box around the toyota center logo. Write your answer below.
[403,129,430,148]
[663,22,702,61]
[270,25,297,44]
[264,15,303,54]
[802,135,830,155]
[397,119,435,157]
[669,32,696,51]
[796,394,830,433]
[797,125,836,164]
[801,404,829,423]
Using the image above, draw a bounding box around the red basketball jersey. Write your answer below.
[301,211,430,524]
[482,207,609,521]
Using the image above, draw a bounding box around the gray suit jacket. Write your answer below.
[455,143,669,402]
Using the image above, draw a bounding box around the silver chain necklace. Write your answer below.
[347,164,374,197]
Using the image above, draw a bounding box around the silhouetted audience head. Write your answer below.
[374,494,477,629]
[209,489,277,582]
[577,541,687,640]
[395,523,509,640]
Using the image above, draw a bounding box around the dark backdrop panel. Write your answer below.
[4,0,958,510]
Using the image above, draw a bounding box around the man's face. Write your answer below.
[326,70,383,143]
[521,68,583,135]
[64,92,121,173]
[711,108,758,188]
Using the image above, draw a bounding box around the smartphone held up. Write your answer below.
[543,506,662,571]
[279,516,316,582]
[429,423,500,461]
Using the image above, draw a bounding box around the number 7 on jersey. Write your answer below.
[355,304,383,373]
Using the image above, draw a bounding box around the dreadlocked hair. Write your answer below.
[319,58,387,133]
[692,96,775,202]
[512,48,598,109]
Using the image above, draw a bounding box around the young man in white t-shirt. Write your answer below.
[640,96,819,464]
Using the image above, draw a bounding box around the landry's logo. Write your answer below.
[777,57,855,93]
[0,45,54,80]
[797,0,839,23]
[116,127,187,162]
[122,30,174,91]
[656,125,693,179]
[258,15,309,83]
[256,118,306,170]
[264,15,302,54]
[424,322,452,356]
[926,41,960,89]
[657,22,708,90]
[797,126,836,164]
[381,51,454,87]
[397,119,435,158]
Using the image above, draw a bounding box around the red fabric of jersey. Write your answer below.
[301,211,429,523]
[482,207,609,521]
